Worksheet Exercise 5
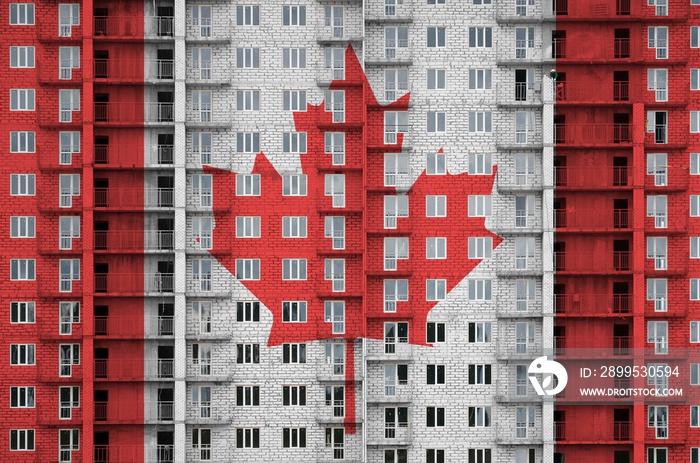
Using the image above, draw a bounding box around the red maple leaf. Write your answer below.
[206,46,501,429]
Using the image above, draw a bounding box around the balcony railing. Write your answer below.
[94,16,175,39]
[555,209,631,230]
[644,167,690,191]
[95,401,173,422]
[94,144,173,167]
[555,421,632,442]
[554,252,631,273]
[94,230,174,252]
[555,124,631,145]
[94,315,174,338]
[555,336,632,355]
[94,188,174,209]
[555,81,630,103]
[554,293,632,315]
[555,166,630,188]
[94,102,174,124]
[94,273,174,294]
[94,359,174,381]
[94,444,174,463]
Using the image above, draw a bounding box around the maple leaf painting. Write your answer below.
[205,46,502,429]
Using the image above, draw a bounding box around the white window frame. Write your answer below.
[10,386,35,408]
[10,259,35,280]
[58,47,79,79]
[58,4,79,37]
[192,90,212,123]
[468,279,492,301]
[236,216,261,238]
[9,46,34,68]
[10,344,35,365]
[235,259,260,280]
[282,343,306,363]
[427,26,446,48]
[648,69,668,102]
[58,386,79,419]
[324,174,345,208]
[648,405,669,439]
[516,279,536,311]
[282,301,307,323]
[59,259,80,293]
[10,301,35,323]
[236,5,259,26]
[426,237,447,259]
[282,259,307,280]
[9,429,34,451]
[10,131,35,153]
[325,259,345,292]
[648,321,669,355]
[59,302,79,335]
[236,174,261,196]
[59,89,80,122]
[192,217,213,250]
[470,153,492,175]
[647,236,668,270]
[59,174,80,207]
[468,69,492,90]
[325,132,345,165]
[384,237,409,270]
[325,90,345,123]
[427,68,446,90]
[236,47,260,69]
[325,48,344,79]
[468,27,493,48]
[468,111,492,133]
[426,279,447,301]
[9,3,34,25]
[192,5,212,37]
[468,195,492,217]
[282,216,308,238]
[193,47,212,80]
[283,90,307,112]
[384,68,409,101]
[384,279,408,312]
[469,406,492,427]
[59,216,80,250]
[324,300,345,334]
[384,195,408,229]
[59,131,80,165]
[192,259,212,292]
[192,386,212,418]
[10,216,35,238]
[426,195,447,217]
[58,343,80,377]
[193,132,212,165]
[693,69,700,91]
[9,89,35,111]
[282,174,307,196]
[427,111,446,133]
[468,237,493,259]
[283,132,307,153]
[385,26,408,59]
[283,47,307,69]
[282,5,306,26]
[193,301,212,334]
[648,26,668,59]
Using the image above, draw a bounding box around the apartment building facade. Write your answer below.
[0,0,698,463]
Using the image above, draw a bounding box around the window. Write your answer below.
[426,279,446,301]
[192,343,212,375]
[10,259,35,280]
[10,386,35,408]
[236,216,261,238]
[468,406,491,427]
[384,407,408,438]
[693,278,700,300]
[10,174,34,196]
[58,131,79,165]
[235,259,260,280]
[283,47,306,68]
[57,216,79,250]
[325,48,344,79]
[59,89,80,122]
[469,111,492,133]
[9,3,34,25]
[384,322,409,353]
[325,428,344,459]
[282,301,307,322]
[235,90,260,112]
[515,322,535,353]
[325,343,345,375]
[10,131,35,153]
[647,237,667,270]
[428,69,446,90]
[693,69,700,91]
[426,237,447,259]
[325,301,345,333]
[192,301,212,334]
[384,237,409,270]
[236,343,260,364]
[467,153,492,175]
[59,301,80,335]
[325,90,345,123]
[427,27,446,47]
[58,47,79,80]
[192,90,212,122]
[59,344,80,377]
[192,259,212,291]
[236,48,260,68]
[648,195,668,228]
[426,195,446,217]
[193,132,212,165]
[58,4,79,36]
[515,27,535,58]
[283,5,306,25]
[324,174,345,207]
[10,301,35,323]
[427,365,446,385]
[468,237,492,259]
[10,89,35,111]
[426,322,445,344]
[283,90,307,112]
[693,364,700,385]
[469,27,493,47]
[283,132,307,153]
[236,5,259,25]
[9,46,34,68]
[515,237,535,269]
[648,321,668,354]
[192,48,212,80]
[192,217,213,250]
[58,259,80,292]
[192,428,212,460]
[59,174,80,207]
[10,216,35,238]
[693,196,700,217]
[385,195,408,229]
[384,279,408,312]
[648,27,668,59]
[691,406,700,427]
[469,322,492,343]
[468,450,492,463]
[516,279,536,311]
[427,406,445,427]
[282,216,307,238]
[385,26,408,58]
[384,364,408,395]
[429,0,447,3]
[283,343,306,363]
[693,112,700,133]
[386,449,408,463]
[282,259,307,280]
[58,386,79,419]
[325,259,345,292]
[647,110,668,144]
[384,112,409,146]
[648,405,669,438]
[385,69,409,101]
[236,301,259,323]
[236,174,260,196]
[648,69,668,102]
[192,174,213,208]
[59,429,79,462]
[468,195,492,217]
[10,344,34,365]
[283,385,307,406]
[192,5,212,37]
[514,153,536,185]
[283,428,307,448]
[694,26,700,47]
[468,279,492,301]
[516,407,536,438]
[693,321,700,343]
[236,385,260,406]
[468,69,492,90]
[324,5,344,38]
[325,132,345,165]
[515,111,536,143]
[468,364,491,385]
[10,429,34,450]
[514,195,536,227]
[192,386,212,418]
[282,174,307,196]
[427,112,446,133]
[236,428,260,449]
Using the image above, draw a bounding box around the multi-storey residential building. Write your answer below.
[0,1,698,463]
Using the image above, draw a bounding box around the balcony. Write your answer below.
[555,124,632,146]
[94,16,175,41]
[94,59,174,83]
[495,168,543,192]
[94,359,173,381]
[367,383,412,403]
[555,209,631,231]
[315,21,363,45]
[555,166,631,189]
[366,424,412,446]
[555,421,632,443]
[497,82,544,107]
[94,273,174,295]
[94,315,174,338]
[37,19,83,42]
[554,293,632,316]
[94,144,173,169]
[554,252,631,274]
[555,81,631,104]
[94,445,174,463]
[94,102,174,126]
[555,336,632,356]
[94,230,174,253]
[94,188,174,210]
[94,400,173,423]
[644,168,690,192]
[495,0,548,22]
[37,61,84,85]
